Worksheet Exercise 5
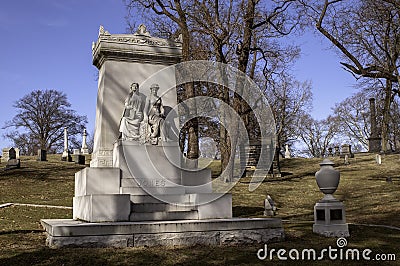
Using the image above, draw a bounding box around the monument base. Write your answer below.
[313,200,349,238]
[41,218,284,248]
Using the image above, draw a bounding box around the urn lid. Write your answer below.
[319,158,335,166]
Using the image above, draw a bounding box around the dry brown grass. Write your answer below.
[0,153,399,265]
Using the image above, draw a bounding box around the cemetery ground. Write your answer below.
[0,154,399,265]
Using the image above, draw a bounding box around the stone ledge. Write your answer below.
[42,218,282,236]
[41,218,284,248]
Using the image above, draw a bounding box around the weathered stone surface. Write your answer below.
[1,148,11,163]
[220,229,284,245]
[313,224,349,238]
[6,158,20,169]
[41,218,284,248]
[74,167,121,196]
[45,234,133,248]
[73,194,130,222]
[90,26,181,167]
[134,231,220,246]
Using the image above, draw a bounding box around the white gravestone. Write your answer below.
[62,127,69,159]
[284,144,291,158]
[1,148,11,163]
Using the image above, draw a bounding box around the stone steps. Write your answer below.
[129,210,199,221]
[130,194,194,204]
[131,202,195,212]
[120,186,185,195]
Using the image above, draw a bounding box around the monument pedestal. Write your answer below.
[41,218,283,248]
[42,140,284,247]
[313,200,349,237]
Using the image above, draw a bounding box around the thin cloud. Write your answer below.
[39,18,69,27]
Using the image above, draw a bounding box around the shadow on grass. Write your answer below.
[0,163,84,181]
[0,230,43,235]
[233,206,264,217]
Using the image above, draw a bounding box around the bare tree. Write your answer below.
[331,90,372,150]
[126,0,199,161]
[300,0,400,151]
[267,75,313,151]
[297,114,338,157]
[3,89,87,154]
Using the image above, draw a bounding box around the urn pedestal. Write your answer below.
[313,159,349,237]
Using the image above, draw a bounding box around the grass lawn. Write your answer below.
[0,153,399,265]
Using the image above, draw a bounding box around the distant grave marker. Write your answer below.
[37,149,47,161]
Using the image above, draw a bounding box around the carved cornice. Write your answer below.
[92,24,182,68]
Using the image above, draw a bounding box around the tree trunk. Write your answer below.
[225,0,257,182]
[381,79,392,152]
[180,21,199,163]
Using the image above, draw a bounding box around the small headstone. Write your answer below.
[327,147,333,157]
[1,148,11,163]
[73,149,81,155]
[37,149,47,161]
[8,148,16,160]
[344,154,349,165]
[6,158,20,169]
[340,144,354,158]
[376,154,382,165]
[284,144,291,159]
[264,195,276,216]
[334,146,340,156]
[74,154,85,165]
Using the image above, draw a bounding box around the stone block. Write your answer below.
[113,141,181,186]
[74,155,85,165]
[37,149,47,161]
[73,194,130,222]
[131,203,194,213]
[6,159,20,169]
[75,167,121,196]
[181,168,212,194]
[195,193,233,219]
[120,186,185,195]
[41,218,284,247]
[129,210,198,221]
[313,200,349,237]
[1,148,10,163]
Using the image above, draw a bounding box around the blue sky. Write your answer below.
[0,0,357,150]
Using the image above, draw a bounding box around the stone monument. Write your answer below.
[284,144,291,158]
[5,147,20,169]
[37,149,47,161]
[41,24,283,247]
[313,159,349,237]
[61,128,72,162]
[368,98,382,153]
[80,129,89,154]
[340,144,354,158]
[1,148,11,163]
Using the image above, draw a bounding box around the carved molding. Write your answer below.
[92,25,182,68]
[93,25,182,55]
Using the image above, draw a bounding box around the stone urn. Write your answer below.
[315,159,340,201]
